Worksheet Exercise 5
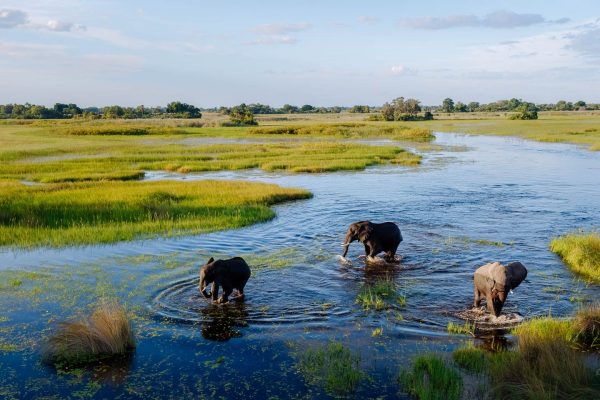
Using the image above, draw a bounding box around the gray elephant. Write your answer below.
[200,257,251,304]
[341,221,402,262]
[473,261,527,317]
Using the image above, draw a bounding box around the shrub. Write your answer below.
[42,301,135,366]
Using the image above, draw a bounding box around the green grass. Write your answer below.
[0,140,422,182]
[59,125,187,136]
[297,341,363,396]
[512,302,600,351]
[0,179,311,247]
[355,279,406,311]
[452,344,487,373]
[401,113,600,150]
[248,123,434,141]
[447,320,476,336]
[400,354,463,400]
[550,231,600,283]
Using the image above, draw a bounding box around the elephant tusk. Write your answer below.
[341,243,349,246]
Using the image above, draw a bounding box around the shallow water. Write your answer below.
[1,133,599,398]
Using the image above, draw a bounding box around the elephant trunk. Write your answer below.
[492,290,507,317]
[341,232,354,257]
[199,271,211,298]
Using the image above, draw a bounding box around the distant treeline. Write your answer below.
[1,98,599,120]
[0,101,201,119]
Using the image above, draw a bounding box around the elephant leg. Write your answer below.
[211,282,219,303]
[219,286,233,304]
[363,243,371,258]
[485,292,494,315]
[474,288,481,308]
[386,243,399,261]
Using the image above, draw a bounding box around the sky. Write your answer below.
[1,0,600,107]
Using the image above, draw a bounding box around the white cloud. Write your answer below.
[45,20,86,32]
[0,9,27,28]
[251,22,311,35]
[399,10,569,30]
[247,35,297,45]
[390,65,407,75]
[358,16,379,24]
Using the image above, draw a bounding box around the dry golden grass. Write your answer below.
[42,301,135,366]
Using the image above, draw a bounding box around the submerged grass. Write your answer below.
[297,341,363,396]
[355,278,406,311]
[42,301,135,366]
[0,179,311,247]
[550,231,600,283]
[447,320,476,336]
[400,354,463,400]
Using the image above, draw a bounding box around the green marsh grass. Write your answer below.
[400,354,463,400]
[297,341,363,396]
[550,231,600,283]
[356,278,405,311]
[447,320,476,336]
[402,113,600,150]
[452,344,487,374]
[0,179,311,247]
[42,301,135,366]
[512,302,600,351]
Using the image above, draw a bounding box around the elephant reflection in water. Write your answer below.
[200,302,249,341]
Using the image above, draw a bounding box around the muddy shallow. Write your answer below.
[1,133,599,398]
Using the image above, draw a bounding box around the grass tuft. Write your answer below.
[356,278,405,311]
[42,301,135,366]
[452,343,487,373]
[447,320,476,336]
[550,231,600,283]
[297,341,363,396]
[400,354,463,400]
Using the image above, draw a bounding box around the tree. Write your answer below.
[441,98,454,113]
[228,103,257,125]
[166,101,201,118]
[280,104,299,114]
[509,103,538,120]
[349,105,371,113]
[467,102,480,112]
[454,102,467,112]
[300,104,315,113]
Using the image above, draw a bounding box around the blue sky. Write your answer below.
[1,1,600,107]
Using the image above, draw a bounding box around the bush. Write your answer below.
[228,103,257,126]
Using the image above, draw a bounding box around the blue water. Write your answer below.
[0,133,598,398]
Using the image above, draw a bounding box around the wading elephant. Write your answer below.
[200,257,251,304]
[473,261,527,317]
[341,221,402,262]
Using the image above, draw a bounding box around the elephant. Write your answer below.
[199,257,251,304]
[473,261,527,317]
[341,221,402,262]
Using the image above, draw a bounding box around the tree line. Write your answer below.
[0,101,201,119]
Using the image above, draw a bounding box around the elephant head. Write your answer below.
[199,257,216,298]
[487,261,527,317]
[341,221,373,257]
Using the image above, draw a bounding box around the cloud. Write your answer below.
[358,16,379,24]
[0,9,27,28]
[246,35,297,45]
[45,20,86,32]
[251,22,310,35]
[566,26,600,58]
[389,64,415,76]
[399,10,569,30]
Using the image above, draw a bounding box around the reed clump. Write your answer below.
[42,301,135,366]
[550,231,600,283]
[400,354,463,400]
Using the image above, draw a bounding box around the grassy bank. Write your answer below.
[0,180,311,248]
[550,231,600,283]
[401,113,600,150]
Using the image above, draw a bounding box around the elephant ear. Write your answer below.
[358,224,373,242]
